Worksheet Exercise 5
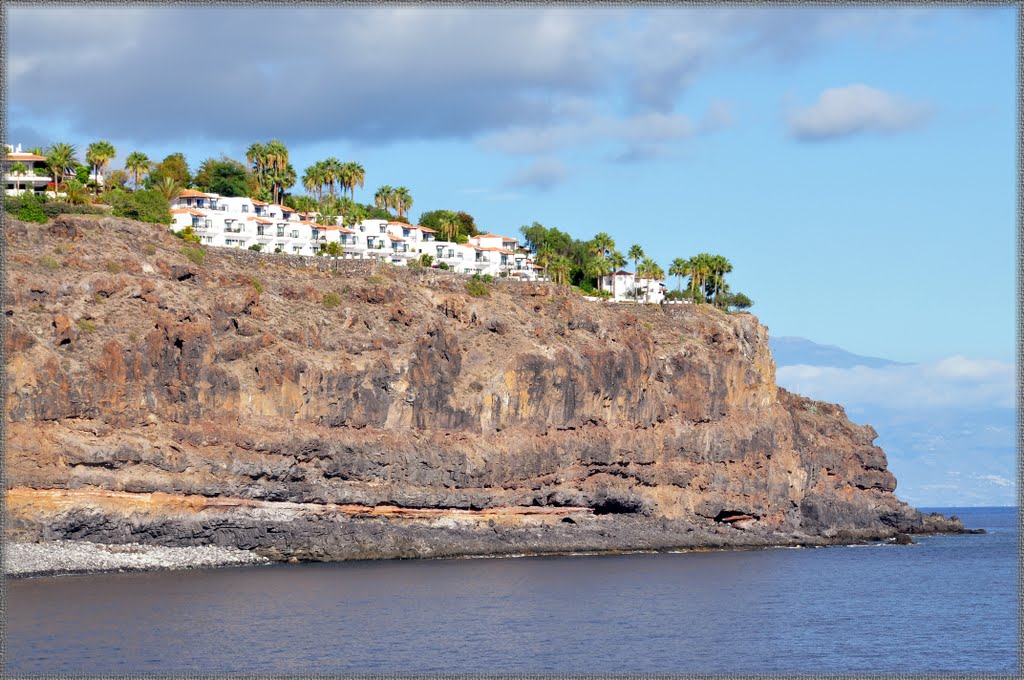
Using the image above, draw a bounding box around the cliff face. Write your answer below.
[4,215,959,560]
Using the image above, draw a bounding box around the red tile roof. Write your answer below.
[177,189,215,199]
[6,152,47,162]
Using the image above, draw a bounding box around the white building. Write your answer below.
[169,190,341,256]
[3,144,52,196]
[598,269,667,303]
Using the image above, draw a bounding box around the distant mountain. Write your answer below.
[769,336,1015,508]
[769,336,909,369]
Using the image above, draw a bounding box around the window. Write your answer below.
[205,219,213,229]
[277,227,285,237]
[290,230,299,239]
[293,247,302,254]
[242,205,249,213]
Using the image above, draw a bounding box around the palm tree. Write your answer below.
[45,142,79,191]
[264,139,289,203]
[637,257,664,303]
[584,256,610,291]
[246,142,268,190]
[438,213,460,242]
[322,157,343,199]
[9,162,26,195]
[534,243,554,280]
[591,232,615,259]
[124,151,151,191]
[393,187,412,220]
[153,176,182,202]
[374,185,394,214]
[62,179,92,205]
[627,244,644,277]
[548,255,572,286]
[302,163,323,201]
[669,257,689,292]
[85,140,116,192]
[343,161,365,201]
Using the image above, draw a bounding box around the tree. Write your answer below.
[637,257,664,303]
[263,139,289,203]
[104,188,171,224]
[153,176,183,202]
[583,256,611,291]
[591,232,615,259]
[627,244,644,276]
[303,163,324,202]
[392,187,412,219]
[322,157,343,199]
[124,151,152,191]
[607,250,626,271]
[438,212,460,242]
[246,142,268,190]
[194,156,250,197]
[285,194,317,213]
[342,161,365,201]
[669,257,689,292]
[62,179,91,205]
[45,142,79,190]
[374,185,394,214]
[106,169,129,191]
[149,152,191,189]
[548,255,572,286]
[729,292,753,310]
[9,162,26,194]
[85,140,116,192]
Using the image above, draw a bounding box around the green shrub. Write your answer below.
[76,318,97,333]
[438,261,450,270]
[105,188,171,225]
[106,260,122,274]
[322,292,341,308]
[465,278,490,298]
[174,225,202,244]
[249,277,264,295]
[248,244,263,252]
[38,255,60,270]
[180,246,206,265]
[53,243,72,254]
[9,195,48,223]
[143,244,157,256]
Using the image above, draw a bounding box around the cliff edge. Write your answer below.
[4,215,965,561]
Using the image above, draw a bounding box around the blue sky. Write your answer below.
[7,6,1016,365]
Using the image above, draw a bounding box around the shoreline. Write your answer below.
[6,529,972,580]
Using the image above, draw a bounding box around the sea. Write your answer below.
[5,506,1018,675]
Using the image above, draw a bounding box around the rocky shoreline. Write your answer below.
[5,540,269,579]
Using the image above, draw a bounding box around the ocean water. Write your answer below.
[5,506,1017,675]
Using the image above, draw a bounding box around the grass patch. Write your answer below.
[249,277,264,295]
[465,278,490,298]
[76,318,97,333]
[106,260,122,274]
[322,292,342,308]
[38,255,60,270]
[180,246,206,265]
[143,244,157,256]
[53,243,72,255]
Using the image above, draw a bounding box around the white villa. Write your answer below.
[598,269,667,303]
[167,190,542,279]
[3,144,52,196]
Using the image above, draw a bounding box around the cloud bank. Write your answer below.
[787,84,933,141]
[776,356,1014,410]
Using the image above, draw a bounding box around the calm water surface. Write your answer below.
[5,506,1017,675]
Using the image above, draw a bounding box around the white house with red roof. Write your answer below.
[3,144,53,196]
[598,269,666,303]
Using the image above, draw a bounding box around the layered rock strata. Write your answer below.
[4,215,965,561]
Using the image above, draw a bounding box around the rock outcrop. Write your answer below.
[4,215,965,561]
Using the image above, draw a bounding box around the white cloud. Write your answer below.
[786,84,933,141]
[776,356,1015,410]
[479,112,695,156]
[973,474,1014,488]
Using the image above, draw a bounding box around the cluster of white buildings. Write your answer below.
[168,190,545,279]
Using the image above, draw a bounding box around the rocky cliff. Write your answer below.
[4,215,964,561]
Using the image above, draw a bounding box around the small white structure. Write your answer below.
[598,269,666,303]
[3,144,52,196]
